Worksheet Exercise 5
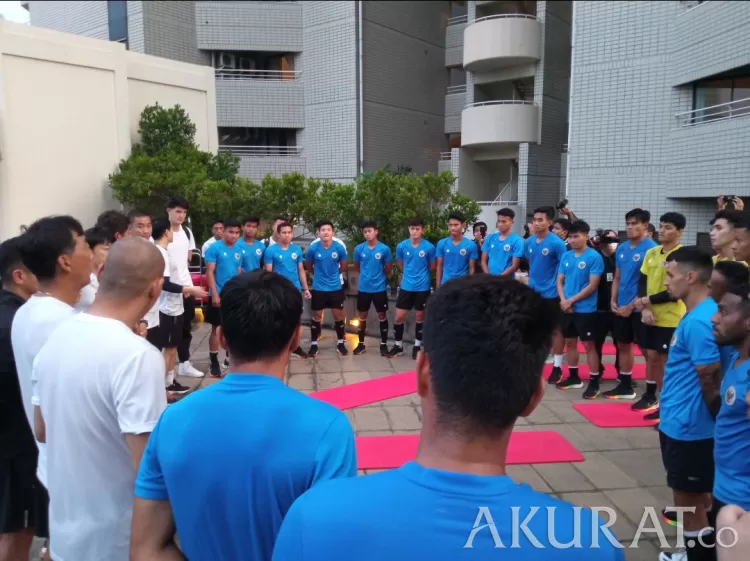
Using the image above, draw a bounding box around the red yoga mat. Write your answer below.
[356,430,584,470]
[543,363,646,381]
[573,402,659,428]
[576,342,643,356]
[310,371,417,410]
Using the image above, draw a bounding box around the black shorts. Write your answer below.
[641,325,675,354]
[311,289,345,311]
[357,291,389,313]
[396,289,431,312]
[146,326,163,351]
[561,312,598,342]
[595,311,614,343]
[659,431,714,494]
[612,312,642,345]
[159,312,184,349]
[0,455,49,538]
[204,301,222,326]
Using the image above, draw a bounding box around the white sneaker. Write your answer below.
[178,361,205,378]
[659,550,687,561]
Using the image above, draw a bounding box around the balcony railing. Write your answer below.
[447,84,467,94]
[439,152,452,160]
[465,100,535,108]
[447,14,468,25]
[215,69,301,81]
[219,145,303,157]
[675,97,750,127]
[468,13,537,26]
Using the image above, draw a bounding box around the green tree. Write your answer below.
[138,103,196,156]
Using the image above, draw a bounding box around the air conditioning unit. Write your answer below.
[220,52,236,69]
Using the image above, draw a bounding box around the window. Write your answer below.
[108,1,128,46]
[692,73,750,123]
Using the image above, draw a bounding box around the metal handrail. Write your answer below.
[215,68,301,81]
[477,181,519,207]
[470,14,537,25]
[675,97,750,127]
[219,145,303,156]
[439,152,452,160]
[447,84,467,94]
[447,14,468,25]
[465,100,534,108]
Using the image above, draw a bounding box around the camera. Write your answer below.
[723,195,736,203]
[556,199,569,212]
[479,225,487,237]
[592,228,618,245]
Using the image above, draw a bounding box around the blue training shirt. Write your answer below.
[239,239,266,272]
[558,247,605,313]
[396,239,436,292]
[204,240,242,295]
[135,373,357,561]
[615,238,657,307]
[263,244,304,290]
[353,241,392,293]
[482,231,525,275]
[660,297,721,441]
[714,356,750,509]
[306,240,347,292]
[436,237,478,283]
[272,461,625,561]
[525,233,567,299]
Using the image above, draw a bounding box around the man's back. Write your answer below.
[136,373,356,561]
[273,462,624,561]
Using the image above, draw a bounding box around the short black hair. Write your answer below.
[625,208,651,224]
[273,215,288,223]
[660,212,687,230]
[241,216,260,226]
[84,226,111,250]
[211,218,225,227]
[409,217,424,227]
[220,270,302,362]
[166,196,189,211]
[553,218,572,232]
[726,283,750,307]
[361,220,378,230]
[648,223,657,235]
[497,208,515,219]
[533,206,556,221]
[711,209,744,228]
[96,210,129,240]
[223,219,241,230]
[714,260,750,288]
[448,212,466,223]
[127,209,149,224]
[18,216,84,282]
[317,220,334,230]
[473,222,487,230]
[666,246,713,283]
[151,216,171,241]
[568,220,590,235]
[0,236,25,286]
[277,221,293,234]
[423,275,557,433]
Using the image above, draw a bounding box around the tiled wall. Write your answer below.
[216,79,304,128]
[445,23,465,67]
[238,156,306,183]
[143,1,209,66]
[28,0,109,39]
[444,92,464,134]
[127,1,146,53]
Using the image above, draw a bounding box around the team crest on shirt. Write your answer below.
[725,386,737,406]
[255,248,262,256]
[317,253,322,258]
[460,248,467,256]
[542,248,549,256]
[419,251,425,257]
[504,244,510,251]
[578,261,587,269]
[375,253,382,260]
[332,252,338,259]
[633,254,641,262]
[291,253,298,259]
[234,253,240,260]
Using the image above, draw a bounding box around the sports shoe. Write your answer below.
[291,347,307,359]
[209,362,222,378]
[631,393,659,412]
[603,381,636,400]
[179,361,205,378]
[582,380,600,400]
[412,345,422,360]
[222,357,229,370]
[644,408,660,421]
[353,343,367,355]
[556,377,583,390]
[661,508,681,528]
[388,345,404,357]
[380,343,389,356]
[548,366,563,385]
[337,342,348,356]
[659,550,687,561]
[166,380,190,394]
[307,345,319,358]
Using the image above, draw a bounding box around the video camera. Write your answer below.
[556,199,568,212]
[592,228,618,245]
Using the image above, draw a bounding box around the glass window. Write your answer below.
[108,1,128,44]
[693,76,750,123]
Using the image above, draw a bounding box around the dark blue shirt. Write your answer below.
[615,238,657,307]
[396,239,436,292]
[353,242,392,293]
[306,241,347,292]
[436,237,479,283]
[482,232,525,275]
[525,234,567,299]
[263,244,304,290]
[204,240,242,296]
[239,239,266,272]
[558,248,605,313]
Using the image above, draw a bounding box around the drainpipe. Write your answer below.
[564,1,576,198]
[358,0,364,175]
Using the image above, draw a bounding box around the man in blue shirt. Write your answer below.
[204,219,242,378]
[526,206,568,383]
[352,221,393,357]
[263,222,310,359]
[391,218,436,359]
[239,216,265,273]
[272,275,625,561]
[131,270,356,561]
[304,220,348,357]
[481,207,525,276]
[606,208,657,400]
[436,213,478,288]
[659,247,722,560]
[555,221,604,396]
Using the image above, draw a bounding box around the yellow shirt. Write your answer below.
[640,245,686,328]
[712,255,748,267]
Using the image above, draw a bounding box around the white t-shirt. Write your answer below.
[75,273,99,312]
[158,245,183,316]
[10,295,74,487]
[201,236,218,256]
[166,225,195,287]
[35,313,167,561]
[143,239,161,328]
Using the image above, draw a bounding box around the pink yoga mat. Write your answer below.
[576,342,643,356]
[543,363,646,381]
[310,371,417,410]
[357,430,584,470]
[573,402,659,428]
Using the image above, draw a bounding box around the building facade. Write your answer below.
[566,0,750,245]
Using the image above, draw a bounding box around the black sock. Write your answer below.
[311,320,321,344]
[379,319,388,344]
[335,320,345,342]
[414,321,424,347]
[646,380,657,395]
[686,529,714,561]
[394,323,404,346]
[569,366,579,379]
[358,321,367,344]
[210,352,219,366]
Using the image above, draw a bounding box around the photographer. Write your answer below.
[552,218,572,250]
[557,199,580,223]
[717,195,745,211]
[591,228,620,377]
[472,222,487,261]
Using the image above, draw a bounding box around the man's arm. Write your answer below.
[481,252,490,274]
[469,258,476,275]
[435,258,443,288]
[697,363,723,418]
[689,320,723,417]
[34,405,46,443]
[501,258,521,277]
[264,263,273,272]
[297,263,310,293]
[206,262,218,297]
[125,433,151,473]
[569,274,601,304]
[611,267,621,312]
[130,498,184,561]
[557,272,566,301]
[384,261,393,276]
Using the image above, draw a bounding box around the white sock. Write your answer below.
[166,371,174,386]
[396,342,403,348]
[338,339,344,344]
[553,354,564,367]
[414,339,421,346]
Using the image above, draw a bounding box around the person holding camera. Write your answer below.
[472,222,487,261]
[717,195,744,212]
[591,228,620,382]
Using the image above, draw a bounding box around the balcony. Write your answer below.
[445,15,467,68]
[215,69,303,129]
[438,152,452,173]
[461,101,539,148]
[220,145,306,182]
[463,15,541,73]
[445,84,465,134]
